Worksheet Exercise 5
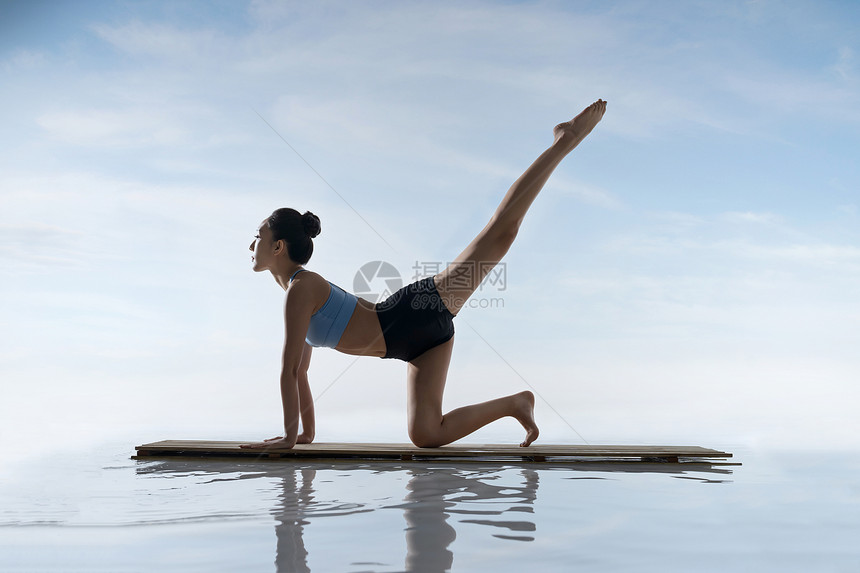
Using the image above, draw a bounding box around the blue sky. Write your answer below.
[1,0,859,463]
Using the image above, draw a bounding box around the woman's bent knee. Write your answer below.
[411,436,445,449]
[409,427,444,448]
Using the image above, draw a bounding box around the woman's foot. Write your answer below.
[513,391,540,447]
[553,99,606,151]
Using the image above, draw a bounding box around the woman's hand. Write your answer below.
[239,436,296,449]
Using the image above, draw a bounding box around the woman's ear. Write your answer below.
[273,239,285,255]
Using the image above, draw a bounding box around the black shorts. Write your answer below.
[375,276,455,362]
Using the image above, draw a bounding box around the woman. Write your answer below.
[241,99,606,450]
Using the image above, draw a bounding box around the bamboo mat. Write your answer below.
[134,440,732,463]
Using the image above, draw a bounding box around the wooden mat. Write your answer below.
[134,440,732,463]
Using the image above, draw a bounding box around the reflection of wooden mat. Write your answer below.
[134,440,732,463]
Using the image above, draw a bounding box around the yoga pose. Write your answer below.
[242,99,606,450]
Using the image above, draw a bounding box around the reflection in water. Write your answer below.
[448,467,539,542]
[273,468,313,573]
[137,459,731,572]
[401,470,457,572]
[397,467,539,572]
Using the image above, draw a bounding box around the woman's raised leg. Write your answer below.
[406,337,540,448]
[434,99,606,315]
[406,100,606,448]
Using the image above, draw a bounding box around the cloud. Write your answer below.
[608,224,860,271]
[570,209,860,346]
[832,46,856,81]
[555,179,625,210]
[0,223,95,275]
[90,20,226,61]
[0,49,46,72]
[741,243,860,265]
[720,70,860,122]
[75,2,738,143]
[722,211,781,224]
[36,108,191,147]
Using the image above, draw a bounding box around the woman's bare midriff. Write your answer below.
[335,298,387,357]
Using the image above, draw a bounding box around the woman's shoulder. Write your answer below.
[285,270,332,314]
[288,269,340,298]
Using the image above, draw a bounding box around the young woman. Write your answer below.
[241,99,606,450]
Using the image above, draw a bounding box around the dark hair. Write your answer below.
[266,208,321,264]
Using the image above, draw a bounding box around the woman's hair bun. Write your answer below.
[301,211,321,238]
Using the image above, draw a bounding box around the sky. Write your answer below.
[1,0,859,465]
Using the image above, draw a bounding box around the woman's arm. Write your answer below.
[241,282,315,450]
[277,285,315,447]
[296,343,315,444]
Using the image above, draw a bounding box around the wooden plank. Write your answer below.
[134,440,732,463]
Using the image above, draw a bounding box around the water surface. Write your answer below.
[1,446,858,572]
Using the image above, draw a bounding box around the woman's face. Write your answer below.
[249,221,274,272]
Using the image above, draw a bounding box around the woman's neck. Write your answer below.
[271,263,303,291]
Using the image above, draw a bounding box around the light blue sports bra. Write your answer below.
[289,268,358,348]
